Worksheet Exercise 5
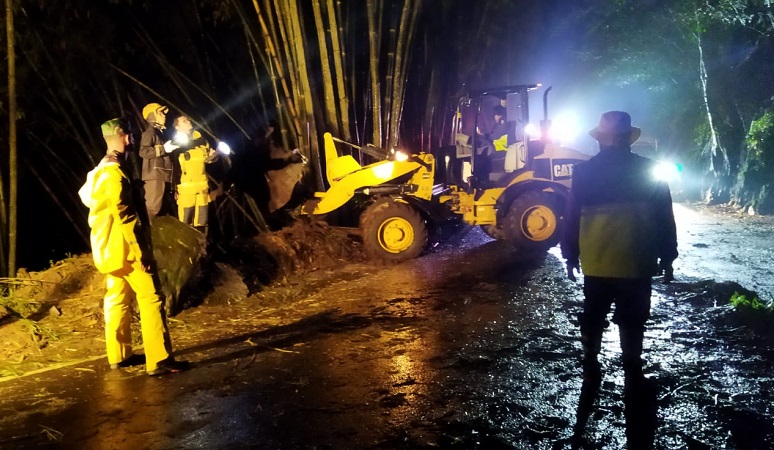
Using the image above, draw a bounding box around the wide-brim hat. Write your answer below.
[589,111,641,146]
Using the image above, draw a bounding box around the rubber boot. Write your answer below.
[619,324,645,390]
[580,328,603,383]
[573,330,603,442]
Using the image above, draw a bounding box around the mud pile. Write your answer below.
[0,220,364,377]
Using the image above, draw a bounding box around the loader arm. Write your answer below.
[311,157,433,215]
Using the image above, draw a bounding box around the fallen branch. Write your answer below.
[0,278,57,286]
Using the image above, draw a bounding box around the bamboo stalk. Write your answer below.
[312,0,339,135]
[253,0,302,139]
[328,0,351,141]
[366,0,382,147]
[390,0,422,148]
[383,3,398,147]
[286,0,323,189]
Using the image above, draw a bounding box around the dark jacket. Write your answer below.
[562,148,678,278]
[139,125,173,182]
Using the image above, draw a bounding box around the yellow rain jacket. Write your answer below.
[79,158,144,274]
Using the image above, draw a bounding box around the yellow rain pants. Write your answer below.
[104,260,172,372]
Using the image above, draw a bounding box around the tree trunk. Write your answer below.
[388,0,421,148]
[366,0,382,147]
[252,0,301,139]
[286,0,323,190]
[696,30,730,203]
[312,0,339,136]
[327,0,351,141]
[5,0,17,277]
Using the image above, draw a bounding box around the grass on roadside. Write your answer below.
[0,291,42,318]
[728,292,774,339]
[730,292,774,314]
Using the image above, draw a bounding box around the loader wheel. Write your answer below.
[504,191,562,253]
[480,224,505,240]
[360,200,428,263]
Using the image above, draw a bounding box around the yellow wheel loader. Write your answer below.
[304,85,591,263]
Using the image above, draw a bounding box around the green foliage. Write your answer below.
[19,318,60,341]
[0,292,41,318]
[0,366,24,378]
[745,110,774,160]
[734,109,774,212]
[730,291,772,313]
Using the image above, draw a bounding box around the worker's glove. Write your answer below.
[289,148,306,164]
[566,260,580,282]
[163,140,179,153]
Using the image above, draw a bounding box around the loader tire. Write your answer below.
[360,200,428,263]
[503,190,562,253]
[480,224,506,240]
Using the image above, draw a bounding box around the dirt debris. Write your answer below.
[0,220,364,377]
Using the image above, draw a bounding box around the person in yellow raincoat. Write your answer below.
[172,115,219,232]
[78,118,190,376]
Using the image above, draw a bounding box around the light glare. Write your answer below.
[373,161,396,179]
[652,161,681,182]
[217,141,232,155]
[174,131,190,145]
[394,150,410,162]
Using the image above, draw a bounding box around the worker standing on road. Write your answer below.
[78,118,190,376]
[139,103,179,221]
[562,111,677,396]
[172,115,219,232]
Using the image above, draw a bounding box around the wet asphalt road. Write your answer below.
[0,203,772,449]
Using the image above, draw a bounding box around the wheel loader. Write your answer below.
[303,85,592,263]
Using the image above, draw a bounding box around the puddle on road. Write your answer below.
[2,216,772,449]
[363,253,774,449]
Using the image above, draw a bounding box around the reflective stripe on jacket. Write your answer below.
[562,149,678,278]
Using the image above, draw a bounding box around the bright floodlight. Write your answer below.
[217,141,232,155]
[550,112,580,143]
[174,131,190,145]
[524,123,540,138]
[652,161,682,182]
[393,149,410,162]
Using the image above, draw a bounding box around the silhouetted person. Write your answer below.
[563,111,676,447]
[473,104,507,187]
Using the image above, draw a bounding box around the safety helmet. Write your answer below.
[142,103,169,121]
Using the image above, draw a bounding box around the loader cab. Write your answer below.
[453,84,540,186]
[451,84,591,191]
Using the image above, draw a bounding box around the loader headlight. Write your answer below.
[550,112,580,143]
[390,148,410,162]
[652,161,682,182]
[524,123,540,138]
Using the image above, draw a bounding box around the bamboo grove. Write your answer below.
[2,0,773,277]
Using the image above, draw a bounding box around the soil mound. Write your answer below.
[0,220,364,377]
